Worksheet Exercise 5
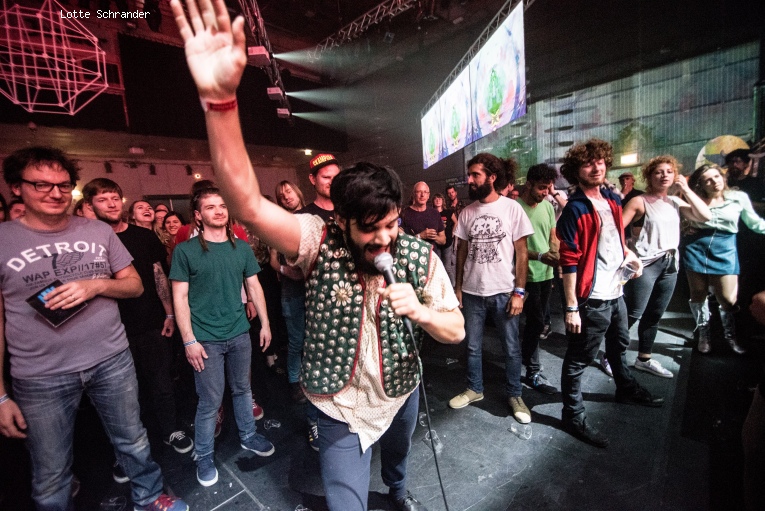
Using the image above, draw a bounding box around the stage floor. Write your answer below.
[2,288,762,511]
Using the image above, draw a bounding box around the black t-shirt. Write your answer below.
[730,175,765,203]
[399,207,445,247]
[297,202,334,223]
[116,224,166,335]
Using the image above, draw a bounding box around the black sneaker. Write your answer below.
[563,417,609,448]
[615,385,664,407]
[165,430,194,454]
[308,421,319,452]
[391,490,428,511]
[290,382,307,404]
[524,373,558,395]
[112,461,129,484]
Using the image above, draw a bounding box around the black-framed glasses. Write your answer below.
[21,179,75,193]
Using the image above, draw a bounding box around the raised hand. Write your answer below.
[170,0,247,101]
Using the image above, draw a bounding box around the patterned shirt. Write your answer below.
[291,214,459,450]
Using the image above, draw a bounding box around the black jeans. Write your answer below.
[522,279,552,376]
[561,297,637,423]
[624,253,678,355]
[128,328,177,438]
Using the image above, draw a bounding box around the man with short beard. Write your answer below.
[449,153,535,426]
[170,2,465,508]
[557,139,664,449]
[517,164,560,395]
[83,178,193,460]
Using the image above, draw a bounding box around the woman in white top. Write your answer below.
[622,156,710,376]
[684,164,765,354]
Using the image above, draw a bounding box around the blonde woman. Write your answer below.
[684,164,765,354]
[622,156,710,376]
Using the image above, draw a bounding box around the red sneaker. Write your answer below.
[252,400,264,420]
[214,406,224,438]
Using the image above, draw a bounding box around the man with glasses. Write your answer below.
[0,147,188,511]
[399,181,445,248]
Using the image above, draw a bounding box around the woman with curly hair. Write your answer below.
[622,156,710,376]
[684,164,765,354]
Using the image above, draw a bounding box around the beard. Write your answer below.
[343,224,396,276]
[468,181,493,200]
[94,209,121,225]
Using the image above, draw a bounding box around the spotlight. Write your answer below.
[186,165,193,176]
[247,46,271,67]
[276,108,290,119]
[267,87,284,100]
[304,149,312,156]
[104,161,113,174]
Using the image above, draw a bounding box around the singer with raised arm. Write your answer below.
[170,1,465,509]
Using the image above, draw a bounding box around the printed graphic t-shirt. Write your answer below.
[0,216,133,379]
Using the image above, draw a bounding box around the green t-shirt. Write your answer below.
[517,198,555,283]
[169,237,260,341]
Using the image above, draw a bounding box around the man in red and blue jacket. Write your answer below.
[556,139,664,448]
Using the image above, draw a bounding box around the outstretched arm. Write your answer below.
[170,0,301,257]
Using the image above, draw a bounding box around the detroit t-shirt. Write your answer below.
[0,216,133,379]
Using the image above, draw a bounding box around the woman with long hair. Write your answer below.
[683,164,765,354]
[129,200,155,230]
[622,156,710,376]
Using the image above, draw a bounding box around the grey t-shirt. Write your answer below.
[0,216,133,379]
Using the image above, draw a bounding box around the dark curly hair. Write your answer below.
[330,162,403,229]
[466,153,518,192]
[526,163,558,184]
[3,146,80,186]
[560,139,613,185]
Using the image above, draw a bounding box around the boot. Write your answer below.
[689,300,711,353]
[719,308,746,354]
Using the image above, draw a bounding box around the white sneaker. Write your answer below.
[634,358,673,378]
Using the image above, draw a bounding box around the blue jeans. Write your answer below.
[624,253,678,355]
[194,332,257,459]
[463,292,523,397]
[317,388,419,511]
[561,297,638,423]
[282,293,306,384]
[13,349,163,511]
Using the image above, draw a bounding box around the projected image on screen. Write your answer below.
[421,102,443,169]
[439,68,474,158]
[471,3,526,138]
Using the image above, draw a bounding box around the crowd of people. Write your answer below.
[1,1,764,510]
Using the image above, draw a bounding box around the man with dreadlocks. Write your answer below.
[169,187,274,487]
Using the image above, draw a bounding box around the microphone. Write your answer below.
[374,252,415,339]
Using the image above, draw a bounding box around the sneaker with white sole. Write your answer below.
[134,494,189,511]
[241,434,275,456]
[448,389,484,409]
[308,421,319,452]
[112,461,129,484]
[164,430,194,453]
[508,396,531,424]
[196,455,218,487]
[634,358,673,378]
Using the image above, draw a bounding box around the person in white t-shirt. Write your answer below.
[449,153,535,425]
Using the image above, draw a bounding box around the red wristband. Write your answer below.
[200,97,238,112]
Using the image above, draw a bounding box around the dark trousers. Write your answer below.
[561,297,637,423]
[624,253,677,355]
[128,328,177,438]
[522,279,552,376]
[317,388,419,511]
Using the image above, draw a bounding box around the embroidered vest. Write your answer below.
[301,224,431,398]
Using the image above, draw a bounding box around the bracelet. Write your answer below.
[200,97,238,112]
[512,287,525,297]
[166,314,175,319]
[565,305,579,313]
[183,340,197,347]
[537,252,543,262]
[0,394,9,405]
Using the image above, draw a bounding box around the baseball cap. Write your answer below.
[309,153,339,173]
[618,172,634,180]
